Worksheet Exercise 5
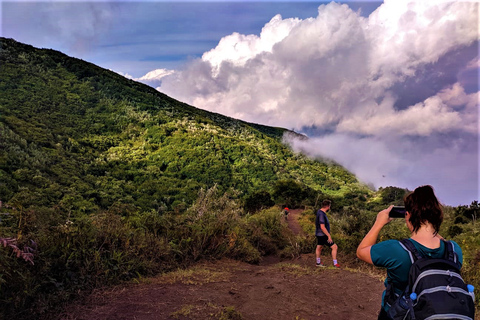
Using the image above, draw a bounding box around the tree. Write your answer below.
[244,191,274,213]
[379,186,409,205]
[272,180,306,208]
[453,201,479,224]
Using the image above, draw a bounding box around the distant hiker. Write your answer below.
[283,207,289,220]
[315,200,340,268]
[356,185,473,320]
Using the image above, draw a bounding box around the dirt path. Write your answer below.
[286,209,303,235]
[58,256,384,320]
[57,210,385,320]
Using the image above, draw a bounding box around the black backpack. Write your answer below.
[386,239,475,320]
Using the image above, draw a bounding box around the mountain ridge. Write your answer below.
[0,37,300,141]
[0,36,369,213]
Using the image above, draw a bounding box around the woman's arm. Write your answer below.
[356,206,393,265]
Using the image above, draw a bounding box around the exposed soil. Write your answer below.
[57,210,385,320]
[286,209,303,235]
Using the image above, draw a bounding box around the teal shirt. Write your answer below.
[371,239,463,311]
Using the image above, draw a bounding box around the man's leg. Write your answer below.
[331,244,337,260]
[331,244,340,267]
[316,244,322,259]
[316,244,325,266]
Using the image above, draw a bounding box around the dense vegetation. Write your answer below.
[0,38,478,319]
[0,37,365,214]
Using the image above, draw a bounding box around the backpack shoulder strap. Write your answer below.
[442,240,460,266]
[401,239,461,267]
[399,238,423,263]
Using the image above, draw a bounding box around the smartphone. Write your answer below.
[389,206,406,218]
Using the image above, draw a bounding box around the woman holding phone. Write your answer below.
[356,185,464,319]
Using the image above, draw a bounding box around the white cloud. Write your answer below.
[160,1,478,136]
[437,83,479,134]
[155,0,478,205]
[138,68,175,81]
[284,132,478,206]
[114,70,133,79]
[284,133,402,186]
[114,68,175,87]
[367,1,478,79]
[337,95,463,136]
[202,14,302,76]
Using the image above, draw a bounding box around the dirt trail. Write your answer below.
[286,209,304,235]
[58,210,385,320]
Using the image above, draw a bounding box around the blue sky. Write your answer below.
[1,1,381,77]
[1,1,479,206]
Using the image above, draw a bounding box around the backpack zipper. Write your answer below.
[411,269,463,293]
[416,285,472,300]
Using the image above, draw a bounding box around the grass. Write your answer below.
[170,303,243,320]
[273,262,312,276]
[153,265,231,285]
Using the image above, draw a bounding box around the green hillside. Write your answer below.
[0,37,369,215]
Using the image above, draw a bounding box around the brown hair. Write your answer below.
[321,200,331,208]
[404,185,443,235]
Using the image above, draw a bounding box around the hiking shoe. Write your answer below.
[334,263,341,268]
[316,263,326,267]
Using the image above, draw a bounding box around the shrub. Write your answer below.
[272,179,308,208]
[378,186,409,205]
[246,207,291,256]
[0,208,174,319]
[449,222,480,310]
[243,190,274,213]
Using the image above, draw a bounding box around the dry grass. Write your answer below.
[170,303,243,320]
[272,262,313,277]
[151,266,231,285]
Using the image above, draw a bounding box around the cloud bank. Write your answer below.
[155,0,478,205]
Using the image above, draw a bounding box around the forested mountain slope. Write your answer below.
[0,37,370,214]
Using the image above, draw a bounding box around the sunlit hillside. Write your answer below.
[0,37,371,215]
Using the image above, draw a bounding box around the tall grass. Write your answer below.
[448,222,480,309]
[0,186,295,319]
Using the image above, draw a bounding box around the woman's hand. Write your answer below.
[375,205,394,227]
[357,205,394,264]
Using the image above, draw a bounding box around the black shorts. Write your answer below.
[316,235,334,247]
